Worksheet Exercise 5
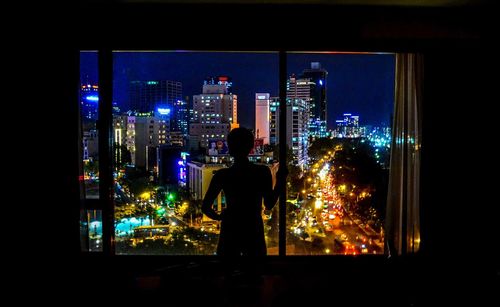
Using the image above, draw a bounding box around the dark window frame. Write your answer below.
[78,49,402,258]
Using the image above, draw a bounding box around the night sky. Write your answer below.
[80,51,395,129]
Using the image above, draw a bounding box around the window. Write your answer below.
[78,50,420,257]
[80,51,99,200]
[284,52,395,255]
[110,51,279,255]
[79,51,103,252]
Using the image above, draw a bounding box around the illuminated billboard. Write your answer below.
[85,95,99,102]
[207,139,228,156]
[250,138,264,155]
[157,107,171,115]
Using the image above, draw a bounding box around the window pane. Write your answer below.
[80,51,99,199]
[80,209,103,252]
[112,51,279,255]
[285,53,395,255]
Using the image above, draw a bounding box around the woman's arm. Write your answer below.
[263,166,288,211]
[201,171,223,221]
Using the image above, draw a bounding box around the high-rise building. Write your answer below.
[301,62,328,138]
[286,75,316,144]
[173,99,189,137]
[80,83,99,121]
[343,113,359,126]
[189,76,238,150]
[286,75,314,104]
[203,76,233,93]
[268,75,313,168]
[113,112,169,169]
[333,113,362,138]
[129,80,182,121]
[82,129,98,161]
[255,93,270,145]
[269,97,309,169]
[269,99,279,146]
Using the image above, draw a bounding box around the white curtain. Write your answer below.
[385,53,423,256]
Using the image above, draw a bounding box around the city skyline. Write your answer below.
[79,51,394,255]
[80,51,395,129]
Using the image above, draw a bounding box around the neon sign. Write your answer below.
[157,108,171,115]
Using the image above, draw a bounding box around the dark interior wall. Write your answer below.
[422,49,496,262]
[56,3,497,265]
[78,4,491,51]
[36,4,497,304]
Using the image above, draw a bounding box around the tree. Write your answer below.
[83,159,99,176]
[122,167,152,196]
[288,165,303,196]
[183,199,203,221]
[332,138,388,224]
[308,138,338,161]
[177,185,192,203]
[115,204,137,220]
[128,177,151,196]
[272,144,295,165]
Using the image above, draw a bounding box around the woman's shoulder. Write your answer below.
[250,163,271,173]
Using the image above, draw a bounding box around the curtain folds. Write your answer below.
[385,53,423,256]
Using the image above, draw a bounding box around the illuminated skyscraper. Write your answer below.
[174,99,189,136]
[286,75,314,105]
[80,82,99,121]
[266,74,313,168]
[189,76,238,149]
[113,112,169,169]
[301,62,328,138]
[334,113,361,138]
[82,129,98,161]
[129,80,183,130]
[269,97,309,169]
[255,93,270,145]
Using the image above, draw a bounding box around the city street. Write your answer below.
[288,153,384,255]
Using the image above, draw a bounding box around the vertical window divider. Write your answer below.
[401,58,408,255]
[98,49,115,255]
[75,49,86,254]
[279,50,287,257]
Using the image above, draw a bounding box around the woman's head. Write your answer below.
[227,127,254,158]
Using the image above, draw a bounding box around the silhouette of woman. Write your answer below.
[202,127,287,257]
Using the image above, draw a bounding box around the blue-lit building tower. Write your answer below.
[174,99,189,136]
[80,82,99,121]
[301,62,328,138]
[129,80,183,130]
